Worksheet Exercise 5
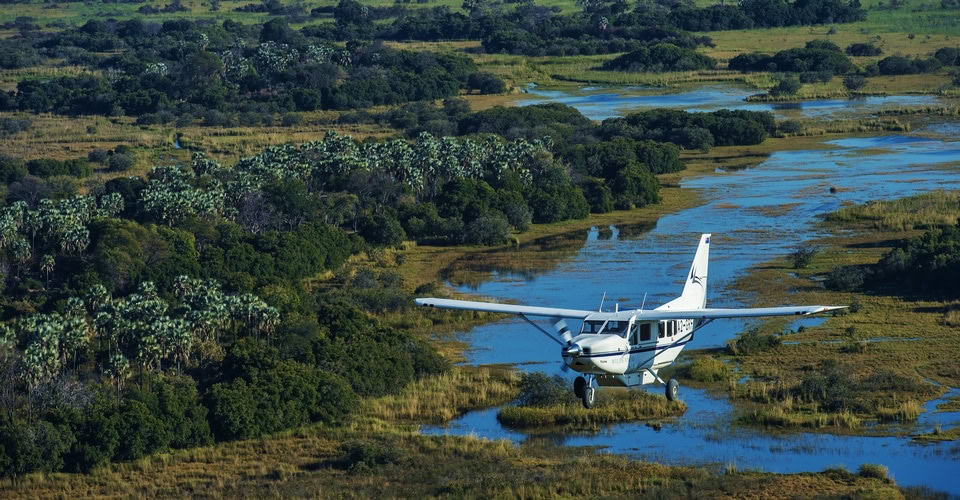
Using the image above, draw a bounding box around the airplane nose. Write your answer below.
[563,344,581,357]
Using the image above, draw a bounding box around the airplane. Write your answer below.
[415,234,845,409]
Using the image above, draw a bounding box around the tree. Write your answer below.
[769,76,801,96]
[843,74,866,91]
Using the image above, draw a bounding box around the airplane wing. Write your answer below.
[414,298,594,319]
[636,305,845,321]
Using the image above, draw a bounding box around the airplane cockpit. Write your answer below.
[579,319,628,336]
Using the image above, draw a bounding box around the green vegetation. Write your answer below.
[495,373,685,429]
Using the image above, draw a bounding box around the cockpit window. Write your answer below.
[582,320,606,334]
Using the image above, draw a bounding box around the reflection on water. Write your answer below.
[519,84,948,120]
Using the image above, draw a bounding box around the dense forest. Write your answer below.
[0,18,505,121]
[308,0,865,56]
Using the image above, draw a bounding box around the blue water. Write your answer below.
[423,386,960,493]
[431,86,960,493]
[519,84,946,120]
[453,134,960,366]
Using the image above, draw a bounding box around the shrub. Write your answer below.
[843,74,866,91]
[358,214,406,247]
[513,372,573,407]
[281,113,303,126]
[465,215,510,245]
[846,43,882,57]
[788,244,819,269]
[108,153,134,172]
[769,76,802,96]
[87,149,108,164]
[778,120,804,134]
[730,326,781,355]
[824,265,866,291]
[337,440,402,471]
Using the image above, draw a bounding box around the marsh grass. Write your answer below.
[875,401,923,422]
[497,390,686,430]
[367,367,519,423]
[824,190,960,231]
[740,406,862,429]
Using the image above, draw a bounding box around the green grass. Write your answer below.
[824,189,960,231]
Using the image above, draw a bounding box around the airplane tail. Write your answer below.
[680,234,710,309]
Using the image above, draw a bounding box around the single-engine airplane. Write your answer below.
[415,234,845,408]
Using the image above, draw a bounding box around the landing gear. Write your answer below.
[665,378,679,402]
[574,376,586,399]
[579,375,596,409]
[582,386,596,409]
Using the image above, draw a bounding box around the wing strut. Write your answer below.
[519,314,566,346]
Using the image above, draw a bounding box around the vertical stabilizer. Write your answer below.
[681,234,710,308]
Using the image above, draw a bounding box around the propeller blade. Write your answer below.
[552,317,573,344]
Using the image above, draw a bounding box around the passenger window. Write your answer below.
[640,323,651,342]
[658,321,665,339]
[670,321,676,337]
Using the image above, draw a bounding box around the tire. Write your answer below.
[574,376,587,399]
[666,378,679,402]
[582,387,596,409]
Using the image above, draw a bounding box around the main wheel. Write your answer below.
[582,386,596,409]
[665,378,680,402]
[573,376,587,399]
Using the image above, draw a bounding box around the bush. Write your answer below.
[824,265,866,291]
[467,72,507,94]
[337,440,403,471]
[465,215,510,245]
[788,244,819,269]
[513,372,573,407]
[778,120,804,134]
[108,153,134,172]
[843,74,866,91]
[730,327,781,355]
[87,149,108,164]
[846,43,882,57]
[281,113,303,126]
[769,76,802,96]
[358,213,406,247]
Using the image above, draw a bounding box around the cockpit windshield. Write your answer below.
[581,320,629,337]
[581,320,606,334]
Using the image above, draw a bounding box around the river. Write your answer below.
[423,84,960,493]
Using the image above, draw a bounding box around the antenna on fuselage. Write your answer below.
[615,303,619,312]
[599,292,606,312]
[640,292,647,312]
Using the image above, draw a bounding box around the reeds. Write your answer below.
[496,390,686,429]
[824,190,960,231]
[366,367,519,423]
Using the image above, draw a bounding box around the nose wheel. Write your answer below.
[665,378,679,402]
[575,375,596,409]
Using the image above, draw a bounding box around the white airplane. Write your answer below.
[415,234,845,408]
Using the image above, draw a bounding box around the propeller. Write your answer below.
[551,317,573,344]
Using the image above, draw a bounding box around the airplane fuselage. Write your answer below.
[561,313,698,387]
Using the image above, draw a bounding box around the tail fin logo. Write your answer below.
[689,264,706,287]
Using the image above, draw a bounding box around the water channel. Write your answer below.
[423,84,960,493]
[519,84,947,120]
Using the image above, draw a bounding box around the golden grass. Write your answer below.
[366,366,519,423]
[825,189,960,231]
[497,390,686,430]
[740,406,863,429]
